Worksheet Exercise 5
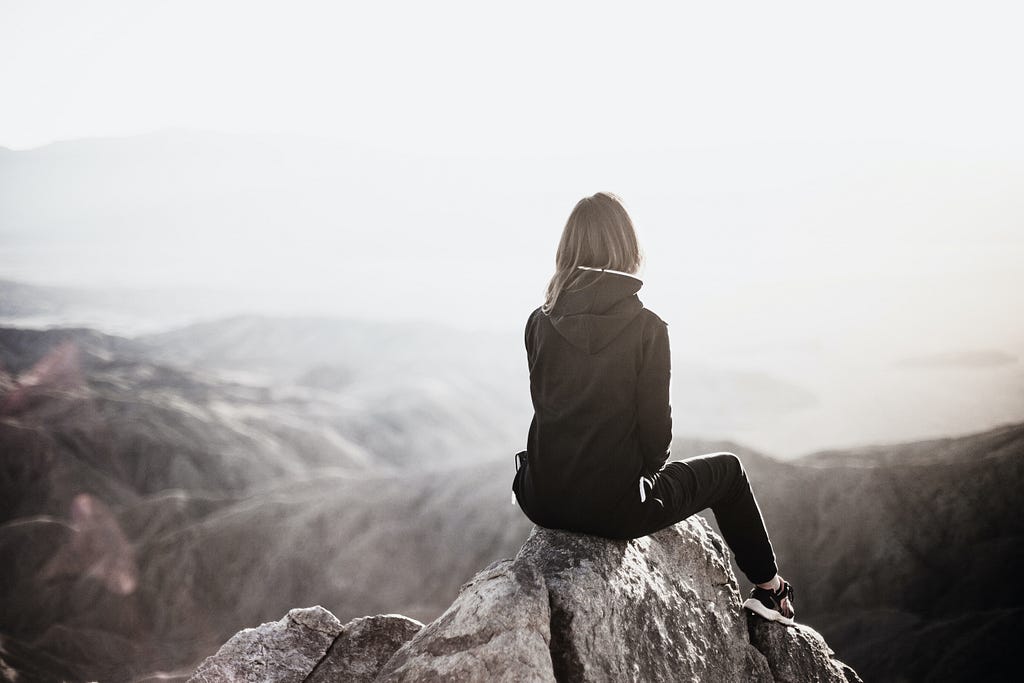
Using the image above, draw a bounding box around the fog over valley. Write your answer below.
[2,130,1022,456]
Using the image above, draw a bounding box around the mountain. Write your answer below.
[0,321,532,681]
[0,278,282,336]
[676,426,1024,682]
[5,130,1024,456]
[133,314,530,467]
[786,425,1024,682]
[0,317,529,482]
[0,289,828,459]
[0,324,379,507]
[0,460,533,682]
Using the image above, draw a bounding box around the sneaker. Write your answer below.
[743,577,796,625]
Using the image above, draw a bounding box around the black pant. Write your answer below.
[517,450,780,585]
[635,452,779,585]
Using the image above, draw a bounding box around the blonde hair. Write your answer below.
[542,192,644,315]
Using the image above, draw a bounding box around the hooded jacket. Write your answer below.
[512,267,673,535]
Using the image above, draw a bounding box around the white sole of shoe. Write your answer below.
[743,598,796,626]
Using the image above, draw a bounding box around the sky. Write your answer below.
[2,0,1022,328]
[2,0,1023,452]
[2,1,1023,155]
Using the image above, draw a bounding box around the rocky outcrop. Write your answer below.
[306,615,425,683]
[187,608,423,683]
[749,619,861,683]
[189,517,860,682]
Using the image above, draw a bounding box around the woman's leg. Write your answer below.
[647,452,779,585]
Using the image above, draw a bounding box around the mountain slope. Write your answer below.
[680,425,1024,682]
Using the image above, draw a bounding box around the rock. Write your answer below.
[307,614,424,683]
[749,617,864,683]
[374,559,556,682]
[377,518,774,682]
[187,607,422,683]
[190,517,861,682]
[188,606,342,683]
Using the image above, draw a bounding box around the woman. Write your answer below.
[510,191,795,625]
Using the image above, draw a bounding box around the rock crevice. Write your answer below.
[546,588,584,683]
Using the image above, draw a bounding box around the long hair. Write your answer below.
[541,192,644,315]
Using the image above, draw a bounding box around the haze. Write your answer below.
[2,0,1022,455]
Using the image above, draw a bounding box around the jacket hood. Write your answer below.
[548,269,645,354]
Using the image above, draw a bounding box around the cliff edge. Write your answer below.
[189,517,861,682]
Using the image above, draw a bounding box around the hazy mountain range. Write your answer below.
[3,129,1023,456]
[0,277,833,456]
[0,317,1020,681]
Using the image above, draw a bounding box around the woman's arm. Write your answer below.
[636,317,673,475]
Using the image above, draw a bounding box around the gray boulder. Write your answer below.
[187,607,422,683]
[749,618,863,683]
[307,615,425,683]
[190,517,861,682]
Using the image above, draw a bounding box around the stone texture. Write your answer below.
[376,517,777,683]
[188,607,423,683]
[307,614,424,683]
[525,520,772,682]
[749,617,864,683]
[374,559,556,682]
[188,606,343,683]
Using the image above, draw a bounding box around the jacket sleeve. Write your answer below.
[524,310,535,366]
[636,318,672,475]
[525,307,546,371]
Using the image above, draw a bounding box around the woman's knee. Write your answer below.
[713,452,748,482]
[712,451,742,468]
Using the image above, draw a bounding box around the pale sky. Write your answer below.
[2,0,1023,154]
[2,0,1022,349]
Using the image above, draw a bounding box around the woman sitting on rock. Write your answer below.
[511,191,795,625]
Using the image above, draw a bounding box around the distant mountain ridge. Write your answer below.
[796,421,1024,467]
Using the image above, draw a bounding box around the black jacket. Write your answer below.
[512,268,672,535]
